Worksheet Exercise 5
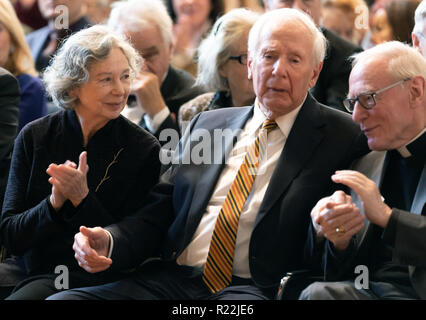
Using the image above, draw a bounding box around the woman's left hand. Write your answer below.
[46,151,90,207]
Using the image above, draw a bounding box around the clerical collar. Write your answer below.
[396,128,426,158]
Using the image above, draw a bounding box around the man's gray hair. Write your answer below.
[248,8,327,66]
[43,25,142,109]
[108,0,173,47]
[351,41,426,81]
[196,8,260,91]
[413,0,426,37]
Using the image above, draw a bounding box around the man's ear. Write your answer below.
[409,75,425,108]
[309,61,323,88]
[247,53,254,80]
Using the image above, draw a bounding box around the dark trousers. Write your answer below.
[6,268,126,300]
[300,280,419,300]
[48,260,275,300]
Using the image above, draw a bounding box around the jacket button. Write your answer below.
[171,251,177,259]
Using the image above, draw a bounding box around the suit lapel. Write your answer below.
[255,95,326,225]
[181,107,254,247]
[352,151,386,248]
[411,162,426,215]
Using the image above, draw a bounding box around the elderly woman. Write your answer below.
[178,8,259,132]
[0,0,47,131]
[0,25,161,299]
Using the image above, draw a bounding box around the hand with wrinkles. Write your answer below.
[48,160,77,211]
[332,170,392,228]
[46,151,89,208]
[131,70,167,118]
[73,226,112,273]
[311,190,364,251]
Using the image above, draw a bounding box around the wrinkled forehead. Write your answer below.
[349,58,389,95]
[255,18,313,49]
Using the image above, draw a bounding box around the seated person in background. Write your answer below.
[108,0,206,144]
[263,0,363,112]
[48,9,368,301]
[303,41,426,300]
[179,8,259,132]
[321,0,369,46]
[0,0,47,131]
[412,0,426,56]
[166,0,225,76]
[0,68,19,216]
[1,25,161,300]
[26,0,91,73]
[370,0,420,46]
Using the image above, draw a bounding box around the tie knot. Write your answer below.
[262,120,278,133]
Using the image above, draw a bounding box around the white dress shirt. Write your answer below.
[176,99,303,278]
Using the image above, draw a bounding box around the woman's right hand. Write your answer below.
[48,160,77,211]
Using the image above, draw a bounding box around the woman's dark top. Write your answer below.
[0,109,161,276]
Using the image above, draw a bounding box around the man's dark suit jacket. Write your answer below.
[26,16,91,73]
[138,65,206,141]
[0,68,20,209]
[311,28,362,112]
[105,93,369,290]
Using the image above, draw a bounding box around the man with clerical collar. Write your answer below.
[303,41,426,300]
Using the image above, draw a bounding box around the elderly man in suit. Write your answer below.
[108,0,205,143]
[303,41,426,300]
[0,68,19,211]
[48,8,368,300]
[263,0,362,112]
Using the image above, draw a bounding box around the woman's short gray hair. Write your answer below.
[43,25,142,109]
[351,41,426,81]
[196,8,260,91]
[248,8,327,66]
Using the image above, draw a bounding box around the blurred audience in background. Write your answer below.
[26,0,91,73]
[108,0,205,143]
[165,0,225,76]
[412,0,426,56]
[11,0,46,32]
[0,68,19,213]
[321,0,369,46]
[370,0,421,45]
[179,8,259,131]
[0,0,47,131]
[85,0,115,24]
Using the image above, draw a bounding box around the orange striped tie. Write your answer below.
[202,119,278,293]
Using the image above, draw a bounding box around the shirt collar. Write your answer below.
[253,95,305,139]
[396,128,426,158]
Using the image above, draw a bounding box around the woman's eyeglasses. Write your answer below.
[229,54,248,66]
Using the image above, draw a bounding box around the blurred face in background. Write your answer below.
[264,0,322,25]
[370,8,393,45]
[38,0,84,22]
[219,33,255,106]
[124,24,172,85]
[0,21,11,68]
[322,6,355,42]
[172,0,212,25]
